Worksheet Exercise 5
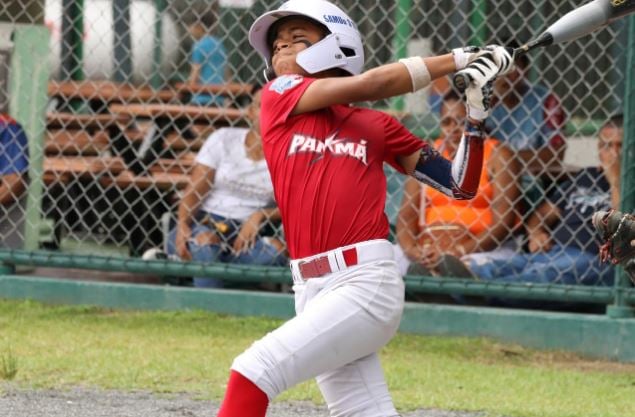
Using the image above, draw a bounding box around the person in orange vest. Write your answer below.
[395,88,521,276]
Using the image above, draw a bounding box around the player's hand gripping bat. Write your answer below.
[453,0,635,92]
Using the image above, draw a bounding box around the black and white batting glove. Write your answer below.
[484,45,515,76]
[460,46,515,121]
[451,46,482,71]
[461,50,499,121]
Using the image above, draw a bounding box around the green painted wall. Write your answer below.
[1,275,635,363]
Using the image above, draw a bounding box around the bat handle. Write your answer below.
[452,72,473,93]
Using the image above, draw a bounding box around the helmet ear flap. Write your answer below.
[263,67,277,82]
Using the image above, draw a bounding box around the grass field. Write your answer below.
[1,299,634,417]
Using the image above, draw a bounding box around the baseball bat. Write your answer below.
[453,0,635,92]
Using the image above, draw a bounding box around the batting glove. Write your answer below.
[451,46,482,71]
[460,46,515,121]
[461,50,499,121]
[484,45,515,76]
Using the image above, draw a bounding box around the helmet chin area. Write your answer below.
[264,39,315,82]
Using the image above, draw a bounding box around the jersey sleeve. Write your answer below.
[381,113,426,174]
[195,129,225,169]
[261,75,315,131]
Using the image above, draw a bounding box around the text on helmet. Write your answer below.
[323,14,356,28]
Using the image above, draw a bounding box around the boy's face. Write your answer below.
[270,17,326,78]
[188,24,205,40]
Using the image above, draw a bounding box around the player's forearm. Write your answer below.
[356,54,456,101]
[423,54,460,80]
[411,121,485,200]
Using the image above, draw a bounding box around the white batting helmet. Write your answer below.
[248,0,364,79]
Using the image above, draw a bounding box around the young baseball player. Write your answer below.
[216,1,514,416]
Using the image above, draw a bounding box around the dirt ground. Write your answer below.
[0,384,485,417]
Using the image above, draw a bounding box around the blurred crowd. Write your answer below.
[0,25,627,309]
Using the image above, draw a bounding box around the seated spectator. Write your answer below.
[165,86,287,288]
[394,89,521,276]
[0,114,29,249]
[488,39,567,171]
[187,12,229,106]
[488,39,567,212]
[448,115,624,289]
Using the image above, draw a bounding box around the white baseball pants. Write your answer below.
[232,239,404,417]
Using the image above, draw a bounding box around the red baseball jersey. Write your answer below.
[261,75,425,259]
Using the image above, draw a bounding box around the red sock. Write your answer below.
[216,370,269,417]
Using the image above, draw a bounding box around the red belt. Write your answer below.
[298,247,359,279]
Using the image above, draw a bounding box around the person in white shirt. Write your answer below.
[167,86,286,288]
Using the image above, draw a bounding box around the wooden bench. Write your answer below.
[49,80,254,107]
[174,82,253,98]
[46,111,133,130]
[42,156,127,185]
[48,80,177,104]
[44,112,133,171]
[100,170,192,191]
[163,134,205,152]
[95,154,195,191]
[109,103,246,125]
[121,121,213,152]
[45,130,110,156]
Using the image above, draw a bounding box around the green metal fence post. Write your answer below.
[607,14,635,319]
[151,0,167,89]
[10,26,51,251]
[469,0,487,45]
[527,0,544,83]
[113,0,133,83]
[61,0,84,81]
[390,0,412,112]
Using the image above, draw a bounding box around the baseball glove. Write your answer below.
[592,210,635,275]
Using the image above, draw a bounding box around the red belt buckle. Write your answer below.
[299,256,331,279]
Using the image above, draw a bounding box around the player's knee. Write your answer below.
[230,337,289,400]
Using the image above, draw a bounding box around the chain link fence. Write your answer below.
[0,0,633,304]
